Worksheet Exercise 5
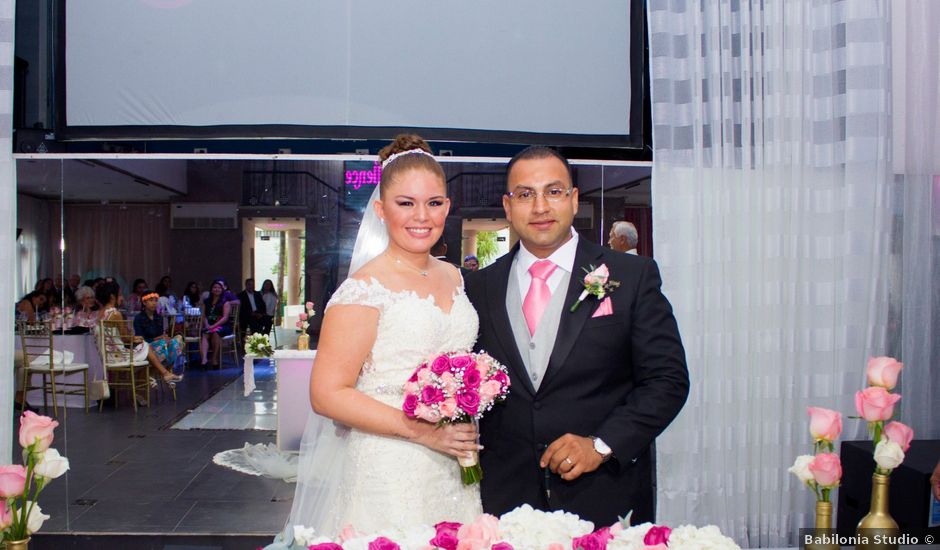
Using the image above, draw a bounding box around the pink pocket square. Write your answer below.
[591,297,614,318]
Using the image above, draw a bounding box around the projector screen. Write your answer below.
[62,0,642,147]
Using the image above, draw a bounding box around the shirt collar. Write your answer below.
[516,227,579,274]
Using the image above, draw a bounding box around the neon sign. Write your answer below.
[344,162,382,190]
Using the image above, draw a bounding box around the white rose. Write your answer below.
[874,440,905,470]
[293,525,318,546]
[34,448,70,480]
[788,455,815,484]
[26,502,50,534]
[608,523,654,550]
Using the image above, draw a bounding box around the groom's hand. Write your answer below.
[540,434,603,481]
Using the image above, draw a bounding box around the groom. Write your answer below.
[465,147,689,528]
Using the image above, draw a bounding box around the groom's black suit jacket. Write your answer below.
[465,239,689,528]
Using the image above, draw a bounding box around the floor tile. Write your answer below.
[174,500,293,534]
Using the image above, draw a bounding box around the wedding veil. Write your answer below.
[273,183,386,543]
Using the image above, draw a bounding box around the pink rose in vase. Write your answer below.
[883,421,913,452]
[866,356,903,389]
[855,387,902,422]
[0,501,12,530]
[808,452,842,487]
[807,407,842,442]
[18,411,58,452]
[0,465,27,498]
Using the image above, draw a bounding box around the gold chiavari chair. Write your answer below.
[181,311,204,370]
[96,319,151,412]
[17,321,90,418]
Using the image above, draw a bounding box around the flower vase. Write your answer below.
[4,538,30,550]
[856,473,899,550]
[805,501,839,550]
[297,333,310,351]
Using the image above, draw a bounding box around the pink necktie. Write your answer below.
[523,260,557,336]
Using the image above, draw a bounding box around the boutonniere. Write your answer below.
[570,263,620,312]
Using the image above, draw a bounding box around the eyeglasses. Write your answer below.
[506,186,573,204]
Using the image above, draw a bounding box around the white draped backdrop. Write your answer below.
[649,0,938,547]
[0,0,15,463]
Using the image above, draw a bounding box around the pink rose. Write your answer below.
[0,502,12,530]
[491,543,514,550]
[299,313,308,321]
[479,380,502,402]
[440,372,459,395]
[0,465,27,498]
[573,527,613,550]
[369,537,400,550]
[855,387,902,422]
[450,355,475,372]
[867,356,903,389]
[440,398,458,419]
[807,407,842,442]
[463,368,482,389]
[404,381,419,395]
[476,362,489,378]
[548,544,566,550]
[808,452,842,487]
[408,369,420,383]
[402,394,419,417]
[19,411,58,452]
[305,301,314,310]
[415,403,440,423]
[309,544,343,550]
[431,355,451,375]
[338,524,360,543]
[883,421,913,452]
[584,264,610,286]
[421,386,445,405]
[456,390,481,416]
[492,370,510,388]
[643,526,671,547]
[432,521,462,550]
[295,320,303,329]
[417,367,434,386]
[457,514,500,549]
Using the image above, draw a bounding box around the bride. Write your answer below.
[268,135,482,546]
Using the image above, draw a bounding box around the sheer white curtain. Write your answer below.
[648,1,893,546]
[56,204,172,289]
[1,0,17,463]
[16,194,56,297]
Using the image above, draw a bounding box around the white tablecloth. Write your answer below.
[15,333,104,408]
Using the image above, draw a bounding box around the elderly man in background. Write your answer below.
[608,220,639,255]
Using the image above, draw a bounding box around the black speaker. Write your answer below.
[14,128,64,154]
[838,439,940,537]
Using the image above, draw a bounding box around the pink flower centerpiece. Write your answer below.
[2,412,70,544]
[855,357,912,475]
[295,301,317,332]
[403,352,511,484]
[789,407,843,503]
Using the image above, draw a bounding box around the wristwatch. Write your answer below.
[591,436,613,462]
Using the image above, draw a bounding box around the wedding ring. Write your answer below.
[564,457,573,466]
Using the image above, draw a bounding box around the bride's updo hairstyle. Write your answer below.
[377,134,445,198]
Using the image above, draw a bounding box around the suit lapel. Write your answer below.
[487,246,537,398]
[540,240,604,391]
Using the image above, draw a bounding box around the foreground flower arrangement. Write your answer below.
[246,333,274,357]
[1,412,70,544]
[279,505,740,550]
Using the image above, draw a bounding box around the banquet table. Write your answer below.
[15,332,104,408]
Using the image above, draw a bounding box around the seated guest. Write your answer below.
[260,279,278,335]
[54,274,75,307]
[72,286,99,329]
[125,278,148,314]
[182,281,202,310]
[134,290,183,373]
[155,277,178,313]
[16,290,47,322]
[237,278,265,335]
[97,282,182,385]
[200,281,234,368]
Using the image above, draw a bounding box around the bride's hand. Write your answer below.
[412,422,480,459]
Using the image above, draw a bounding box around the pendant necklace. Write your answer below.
[387,252,430,277]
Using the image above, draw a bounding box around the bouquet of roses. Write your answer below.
[1,412,69,544]
[402,351,511,485]
[245,333,273,357]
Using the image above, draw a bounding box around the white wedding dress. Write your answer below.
[274,276,483,542]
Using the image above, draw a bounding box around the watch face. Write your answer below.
[593,438,612,456]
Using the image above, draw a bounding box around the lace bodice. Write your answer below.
[326,276,479,405]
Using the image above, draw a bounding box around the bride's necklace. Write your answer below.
[387,252,430,277]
